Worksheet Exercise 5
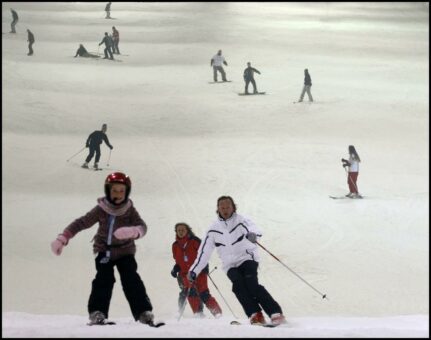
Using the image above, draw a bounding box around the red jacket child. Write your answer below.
[171,223,222,317]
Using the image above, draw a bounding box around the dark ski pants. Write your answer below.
[113,40,120,54]
[227,260,282,318]
[85,145,101,163]
[104,46,113,59]
[88,253,153,320]
[213,66,227,82]
[244,78,257,93]
[11,19,18,33]
[28,42,34,55]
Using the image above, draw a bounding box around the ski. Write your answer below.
[147,321,165,328]
[208,80,232,84]
[230,320,279,328]
[238,92,266,96]
[329,195,364,199]
[87,320,116,326]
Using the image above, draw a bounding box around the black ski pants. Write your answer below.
[88,253,153,320]
[104,46,113,59]
[244,78,257,93]
[227,260,282,318]
[28,42,34,55]
[85,145,101,163]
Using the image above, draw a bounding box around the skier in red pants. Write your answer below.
[342,145,362,198]
[172,222,222,317]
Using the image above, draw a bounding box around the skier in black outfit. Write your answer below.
[27,29,35,56]
[298,68,313,102]
[82,124,113,169]
[105,2,112,19]
[243,62,261,94]
[99,32,114,60]
[74,44,100,58]
[10,8,18,33]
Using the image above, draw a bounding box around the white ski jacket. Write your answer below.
[211,54,226,67]
[190,212,262,275]
[348,156,359,172]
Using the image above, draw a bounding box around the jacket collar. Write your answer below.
[218,212,236,222]
[97,197,132,216]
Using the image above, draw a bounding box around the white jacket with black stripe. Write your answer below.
[190,212,262,275]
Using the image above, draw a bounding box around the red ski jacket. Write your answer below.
[172,234,202,274]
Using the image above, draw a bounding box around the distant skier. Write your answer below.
[298,68,313,102]
[210,50,228,82]
[74,44,100,58]
[112,26,120,54]
[105,2,112,19]
[50,172,158,326]
[27,29,35,56]
[82,123,113,170]
[10,8,18,33]
[341,145,362,198]
[171,222,222,318]
[99,32,114,60]
[187,196,287,326]
[243,62,261,94]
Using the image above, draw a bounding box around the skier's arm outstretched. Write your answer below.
[103,134,113,149]
[50,206,100,255]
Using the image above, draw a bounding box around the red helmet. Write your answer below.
[104,172,131,204]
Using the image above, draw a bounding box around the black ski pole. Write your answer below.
[256,241,328,300]
[66,146,86,162]
[209,266,217,275]
[107,149,112,167]
[177,286,191,321]
[207,272,238,318]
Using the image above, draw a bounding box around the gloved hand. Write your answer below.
[109,145,113,150]
[51,234,68,256]
[85,144,89,148]
[246,232,257,243]
[114,226,142,240]
[187,271,196,284]
[171,264,180,278]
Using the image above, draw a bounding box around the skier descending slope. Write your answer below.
[342,145,362,198]
[82,123,113,170]
[50,172,164,327]
[187,196,287,326]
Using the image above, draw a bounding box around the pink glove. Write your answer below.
[114,226,143,240]
[51,234,68,256]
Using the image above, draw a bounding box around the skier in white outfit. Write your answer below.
[187,196,287,326]
[210,50,228,82]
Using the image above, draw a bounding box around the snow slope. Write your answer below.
[2,2,429,337]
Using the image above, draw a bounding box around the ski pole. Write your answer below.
[177,286,191,321]
[207,273,239,318]
[209,266,217,275]
[107,149,112,166]
[66,146,86,162]
[256,241,328,300]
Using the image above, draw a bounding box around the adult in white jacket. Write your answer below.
[187,196,286,326]
[210,50,228,82]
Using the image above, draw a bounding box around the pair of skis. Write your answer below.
[329,195,363,199]
[230,320,282,328]
[87,319,165,327]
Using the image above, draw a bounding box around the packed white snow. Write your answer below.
[2,1,429,338]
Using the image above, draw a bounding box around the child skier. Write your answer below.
[50,172,159,326]
[341,145,362,198]
[172,222,222,318]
